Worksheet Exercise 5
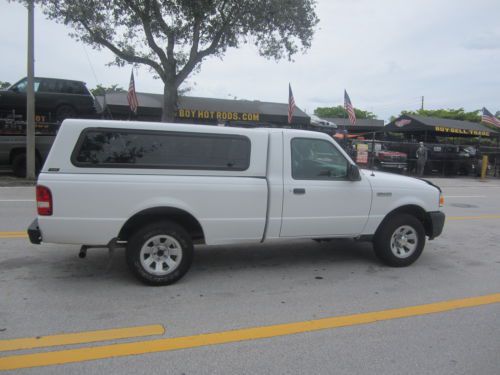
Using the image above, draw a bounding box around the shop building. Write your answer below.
[98,92,314,129]
[320,117,385,134]
[385,114,497,140]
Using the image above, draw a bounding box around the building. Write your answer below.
[385,114,498,141]
[319,117,384,134]
[98,92,314,129]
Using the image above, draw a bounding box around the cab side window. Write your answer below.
[60,81,84,94]
[38,79,59,93]
[291,138,349,180]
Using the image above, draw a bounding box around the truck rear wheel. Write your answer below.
[55,104,76,122]
[126,221,193,286]
[373,213,425,267]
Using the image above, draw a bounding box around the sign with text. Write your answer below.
[356,143,369,164]
[434,126,490,137]
[177,109,260,122]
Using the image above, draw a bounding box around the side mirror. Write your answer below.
[348,164,361,181]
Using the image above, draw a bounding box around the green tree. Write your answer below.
[314,105,377,120]
[90,84,126,97]
[23,0,318,122]
[395,108,482,123]
[0,81,11,89]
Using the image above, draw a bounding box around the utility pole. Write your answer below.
[421,96,424,111]
[26,0,36,180]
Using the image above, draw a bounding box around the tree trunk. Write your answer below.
[161,82,178,122]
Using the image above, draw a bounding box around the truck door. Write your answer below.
[280,134,372,237]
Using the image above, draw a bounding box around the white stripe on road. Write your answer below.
[0,199,34,202]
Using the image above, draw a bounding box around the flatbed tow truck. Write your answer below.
[0,114,59,177]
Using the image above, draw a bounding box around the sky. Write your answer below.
[1,0,499,122]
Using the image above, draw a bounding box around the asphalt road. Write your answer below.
[0,177,499,374]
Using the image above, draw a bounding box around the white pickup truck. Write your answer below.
[28,119,445,285]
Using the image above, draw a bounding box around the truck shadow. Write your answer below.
[192,239,376,273]
[44,239,380,284]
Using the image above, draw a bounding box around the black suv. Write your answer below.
[0,77,97,122]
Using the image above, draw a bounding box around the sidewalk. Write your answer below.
[0,172,36,187]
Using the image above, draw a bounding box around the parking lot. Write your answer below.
[0,177,499,374]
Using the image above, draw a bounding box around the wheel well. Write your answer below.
[54,103,78,120]
[118,207,205,244]
[56,102,76,111]
[376,205,432,237]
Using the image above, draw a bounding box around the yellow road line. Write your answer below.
[0,325,165,353]
[1,214,499,240]
[447,214,500,221]
[1,293,498,371]
[0,232,27,239]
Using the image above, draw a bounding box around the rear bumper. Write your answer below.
[427,211,445,240]
[27,219,42,244]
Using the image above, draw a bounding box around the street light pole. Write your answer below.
[26,0,36,180]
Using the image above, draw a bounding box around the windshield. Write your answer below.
[9,78,41,92]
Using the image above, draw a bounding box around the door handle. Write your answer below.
[293,188,306,195]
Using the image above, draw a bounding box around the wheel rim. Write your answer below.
[390,225,418,259]
[139,235,183,276]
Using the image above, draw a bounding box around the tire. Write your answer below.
[373,213,425,267]
[55,105,76,122]
[126,221,193,286]
[11,153,41,178]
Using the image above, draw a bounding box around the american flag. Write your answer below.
[127,70,139,114]
[482,107,500,127]
[288,83,295,124]
[344,90,356,125]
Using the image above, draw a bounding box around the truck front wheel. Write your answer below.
[126,221,193,286]
[373,213,425,267]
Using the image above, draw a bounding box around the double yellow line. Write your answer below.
[1,294,499,371]
[0,325,165,352]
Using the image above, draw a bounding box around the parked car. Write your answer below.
[0,77,97,122]
[352,141,407,172]
[370,142,407,172]
[28,119,445,285]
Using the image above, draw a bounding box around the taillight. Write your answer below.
[36,185,53,216]
[439,193,444,207]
